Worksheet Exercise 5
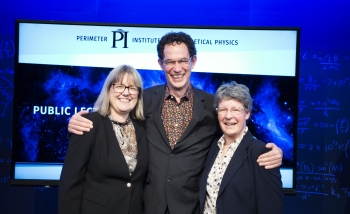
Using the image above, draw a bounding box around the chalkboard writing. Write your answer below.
[296,51,350,206]
[0,39,15,60]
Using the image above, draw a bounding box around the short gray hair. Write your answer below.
[93,65,145,120]
[213,81,253,111]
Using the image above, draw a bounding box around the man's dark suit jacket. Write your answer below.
[199,130,284,214]
[142,85,220,214]
[58,112,148,214]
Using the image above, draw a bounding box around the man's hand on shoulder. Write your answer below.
[68,110,92,135]
[257,143,283,169]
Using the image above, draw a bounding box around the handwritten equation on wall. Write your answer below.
[0,38,14,119]
[0,132,12,186]
[0,37,14,187]
[296,52,350,200]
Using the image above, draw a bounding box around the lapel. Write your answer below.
[203,140,220,181]
[103,115,131,180]
[199,139,220,202]
[131,118,145,176]
[151,85,170,148]
[217,130,254,197]
[178,87,206,143]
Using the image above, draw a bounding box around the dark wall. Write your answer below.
[1,1,349,213]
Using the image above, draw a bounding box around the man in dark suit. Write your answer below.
[68,32,283,214]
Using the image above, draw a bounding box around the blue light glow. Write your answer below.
[252,79,293,160]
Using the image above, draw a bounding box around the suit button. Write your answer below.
[170,154,174,159]
[127,183,131,187]
[167,177,171,181]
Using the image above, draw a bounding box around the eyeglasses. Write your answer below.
[162,57,192,68]
[216,107,247,115]
[111,84,140,95]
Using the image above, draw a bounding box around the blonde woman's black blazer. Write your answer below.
[58,112,148,214]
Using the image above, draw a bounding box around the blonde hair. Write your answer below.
[93,65,145,120]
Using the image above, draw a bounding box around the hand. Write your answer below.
[67,110,92,135]
[257,143,283,169]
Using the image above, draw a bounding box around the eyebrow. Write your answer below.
[164,57,190,61]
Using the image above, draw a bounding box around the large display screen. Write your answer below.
[11,20,299,193]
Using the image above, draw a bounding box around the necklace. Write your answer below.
[108,115,129,126]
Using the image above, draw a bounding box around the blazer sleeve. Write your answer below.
[58,113,98,214]
[252,143,284,214]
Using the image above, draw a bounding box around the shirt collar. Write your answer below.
[164,84,193,100]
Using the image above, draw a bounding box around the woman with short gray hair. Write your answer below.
[199,81,284,214]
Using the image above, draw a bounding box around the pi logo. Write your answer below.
[111,29,128,48]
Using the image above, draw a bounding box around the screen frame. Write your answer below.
[11,20,299,194]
